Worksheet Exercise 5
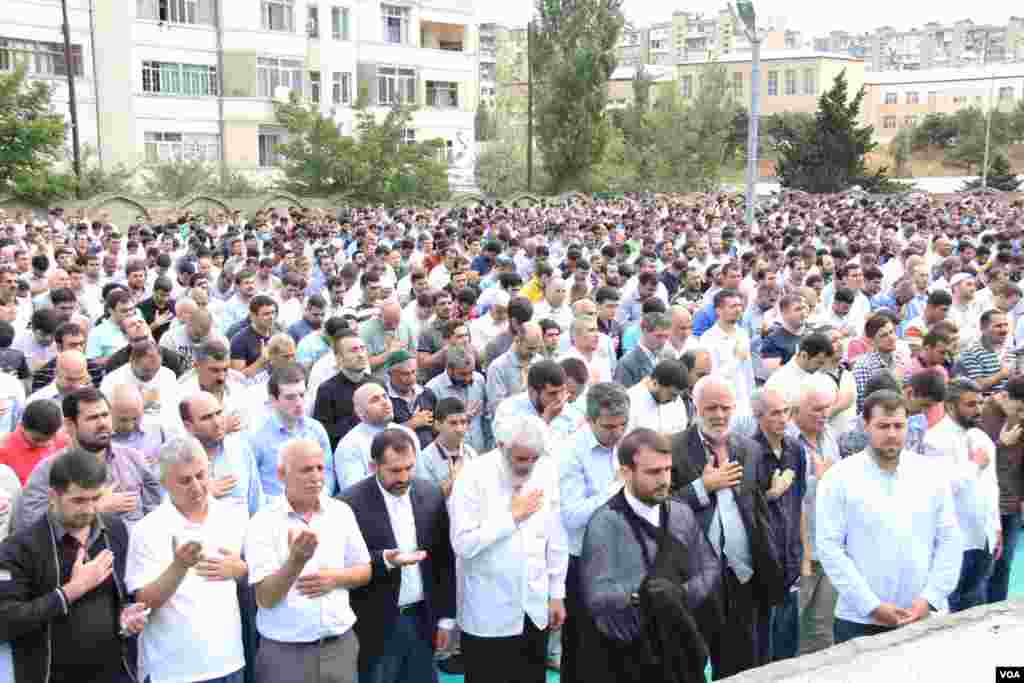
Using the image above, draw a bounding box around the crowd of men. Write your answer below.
[0,190,1020,682]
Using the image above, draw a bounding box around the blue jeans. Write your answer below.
[832,618,896,645]
[360,609,437,683]
[988,513,1021,604]
[757,587,799,663]
[949,548,993,612]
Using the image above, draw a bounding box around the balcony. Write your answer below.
[421,21,466,52]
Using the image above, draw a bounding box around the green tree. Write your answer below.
[0,65,68,199]
[911,112,958,150]
[475,101,497,142]
[140,160,218,199]
[532,0,625,191]
[961,153,1022,192]
[273,93,360,196]
[889,126,914,177]
[75,145,135,199]
[775,69,883,194]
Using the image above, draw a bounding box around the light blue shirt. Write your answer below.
[817,450,962,623]
[417,440,478,486]
[559,426,619,556]
[485,349,536,419]
[220,294,250,336]
[333,422,420,493]
[493,392,582,442]
[296,331,330,369]
[206,434,265,516]
[425,370,490,453]
[246,411,334,497]
[85,318,127,360]
[787,423,839,561]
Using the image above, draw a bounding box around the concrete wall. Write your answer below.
[728,600,1024,682]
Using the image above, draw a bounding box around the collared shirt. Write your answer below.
[449,448,569,637]
[623,488,660,528]
[625,382,688,436]
[111,425,168,474]
[425,370,490,453]
[817,449,962,624]
[764,358,812,407]
[787,423,839,561]
[698,324,755,411]
[559,425,620,556]
[100,364,181,426]
[0,373,26,438]
[923,415,1001,551]
[246,411,334,498]
[206,434,266,516]
[852,351,898,414]
[125,497,248,682]
[245,493,371,642]
[417,439,478,488]
[558,345,614,384]
[376,478,425,608]
[485,349,538,419]
[493,392,582,443]
[85,319,127,361]
[333,422,420,494]
[176,371,261,433]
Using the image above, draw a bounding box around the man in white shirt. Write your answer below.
[698,289,755,413]
[922,378,1001,613]
[626,359,689,435]
[449,412,568,683]
[100,340,180,428]
[126,435,249,683]
[817,390,961,644]
[763,332,833,407]
[245,438,372,683]
[532,277,573,333]
[558,315,613,384]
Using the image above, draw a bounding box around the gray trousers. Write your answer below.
[798,560,837,655]
[255,629,359,683]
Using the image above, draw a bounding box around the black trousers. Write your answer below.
[462,616,547,683]
[560,555,583,683]
[708,567,760,681]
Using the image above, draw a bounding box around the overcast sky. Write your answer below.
[476,0,1014,39]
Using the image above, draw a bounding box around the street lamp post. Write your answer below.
[60,0,81,194]
[736,0,759,226]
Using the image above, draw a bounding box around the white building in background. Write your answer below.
[1,0,479,186]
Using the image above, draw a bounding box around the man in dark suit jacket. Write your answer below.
[613,311,671,388]
[669,376,783,681]
[339,427,455,683]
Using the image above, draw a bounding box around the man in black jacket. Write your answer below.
[313,332,374,449]
[0,448,148,683]
[669,376,783,680]
[339,427,455,683]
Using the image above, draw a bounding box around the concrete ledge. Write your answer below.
[725,600,1024,681]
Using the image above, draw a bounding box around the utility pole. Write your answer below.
[980,31,994,189]
[526,22,533,192]
[60,0,82,195]
[735,1,759,225]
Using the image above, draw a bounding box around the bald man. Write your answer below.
[667,306,696,359]
[669,375,779,679]
[332,384,420,494]
[27,350,92,405]
[360,301,414,372]
[110,383,170,468]
[181,391,264,515]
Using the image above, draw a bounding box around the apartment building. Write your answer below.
[864,63,1024,143]
[2,0,479,181]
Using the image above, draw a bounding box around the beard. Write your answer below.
[77,431,111,453]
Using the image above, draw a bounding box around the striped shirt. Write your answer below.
[956,342,1006,394]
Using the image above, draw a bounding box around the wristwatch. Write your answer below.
[629,592,640,607]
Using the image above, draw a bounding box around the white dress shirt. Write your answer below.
[923,416,1001,552]
[624,488,660,528]
[698,323,755,411]
[626,382,688,435]
[245,493,371,642]
[816,450,962,624]
[449,449,569,637]
[558,345,614,384]
[377,477,425,608]
[125,497,248,683]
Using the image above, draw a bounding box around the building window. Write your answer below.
[377,66,416,105]
[257,56,303,97]
[331,71,351,104]
[142,61,217,96]
[784,69,796,95]
[307,5,319,37]
[681,75,692,98]
[767,70,778,96]
[426,80,458,108]
[401,128,416,145]
[884,92,897,104]
[802,68,815,95]
[157,0,198,24]
[144,131,219,163]
[309,70,320,103]
[258,129,284,167]
[999,86,1015,100]
[732,71,743,97]
[882,116,897,129]
[331,6,350,41]
[382,5,409,44]
[261,0,294,31]
[906,91,919,104]
[0,37,83,77]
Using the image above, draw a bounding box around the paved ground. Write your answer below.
[439,541,1024,683]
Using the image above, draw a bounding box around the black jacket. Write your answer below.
[670,425,787,607]
[313,372,368,450]
[339,476,455,664]
[0,513,137,683]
